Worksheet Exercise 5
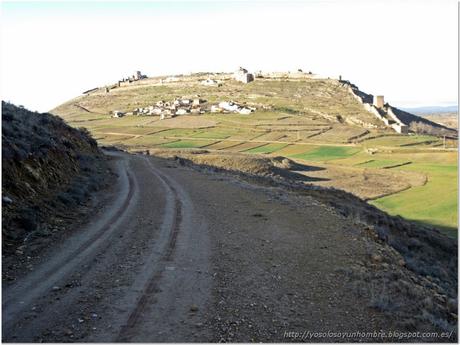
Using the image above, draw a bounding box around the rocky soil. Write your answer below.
[157,150,458,340]
[2,102,114,282]
[2,148,457,342]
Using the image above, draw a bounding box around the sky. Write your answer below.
[0,0,458,112]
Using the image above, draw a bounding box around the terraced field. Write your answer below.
[160,140,215,149]
[360,135,442,147]
[355,160,411,169]
[370,160,458,237]
[52,75,458,236]
[333,150,458,236]
[290,146,360,162]
[245,143,290,154]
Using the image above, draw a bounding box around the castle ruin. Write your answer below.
[234,67,254,84]
[373,95,385,108]
[342,81,408,134]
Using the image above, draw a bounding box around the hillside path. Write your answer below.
[2,151,395,342]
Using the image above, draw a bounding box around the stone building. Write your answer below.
[373,95,385,108]
[234,67,254,84]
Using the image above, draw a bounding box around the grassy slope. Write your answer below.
[245,143,290,154]
[341,150,458,236]
[51,76,458,235]
[371,163,458,237]
[290,146,360,161]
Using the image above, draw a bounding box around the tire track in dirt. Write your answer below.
[2,156,136,333]
[116,156,184,341]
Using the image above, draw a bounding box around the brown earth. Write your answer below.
[2,102,113,278]
[422,113,458,131]
[144,149,427,200]
[2,150,457,342]
[293,162,427,200]
[145,116,218,128]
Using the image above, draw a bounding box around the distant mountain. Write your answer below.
[401,105,458,114]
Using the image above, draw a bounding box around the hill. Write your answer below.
[3,78,458,341]
[421,112,458,131]
[2,102,112,275]
[53,72,456,142]
[51,72,458,236]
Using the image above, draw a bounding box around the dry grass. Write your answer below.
[295,162,427,200]
[422,113,458,130]
[146,116,217,128]
[51,74,458,234]
[147,149,311,181]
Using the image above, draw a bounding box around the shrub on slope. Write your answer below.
[2,102,109,253]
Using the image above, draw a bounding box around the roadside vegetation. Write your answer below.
[2,102,113,280]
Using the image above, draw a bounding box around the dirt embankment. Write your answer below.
[144,148,457,336]
[296,162,427,201]
[2,144,457,341]
[146,148,426,200]
[2,102,113,280]
[146,149,319,182]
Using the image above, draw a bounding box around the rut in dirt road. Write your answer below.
[116,157,184,341]
[3,151,455,342]
[2,156,136,333]
[2,152,211,342]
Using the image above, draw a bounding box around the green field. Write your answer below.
[290,146,360,161]
[289,150,458,235]
[244,143,290,154]
[371,163,458,237]
[355,159,411,169]
[52,76,458,237]
[160,140,215,149]
[189,128,237,139]
[360,135,441,147]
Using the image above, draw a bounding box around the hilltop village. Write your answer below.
[110,68,258,120]
[85,67,436,135]
[112,99,256,119]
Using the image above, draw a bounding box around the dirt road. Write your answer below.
[1,151,419,342]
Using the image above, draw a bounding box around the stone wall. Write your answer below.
[345,82,407,134]
[257,71,327,80]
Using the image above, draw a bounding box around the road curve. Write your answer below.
[3,151,212,342]
[3,150,403,342]
[2,154,136,332]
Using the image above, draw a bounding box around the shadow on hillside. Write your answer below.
[410,220,458,239]
[290,163,325,172]
[271,156,326,172]
[271,158,329,182]
[284,170,329,183]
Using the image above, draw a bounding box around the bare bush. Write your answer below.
[409,121,453,137]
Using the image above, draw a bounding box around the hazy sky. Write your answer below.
[1,0,458,112]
